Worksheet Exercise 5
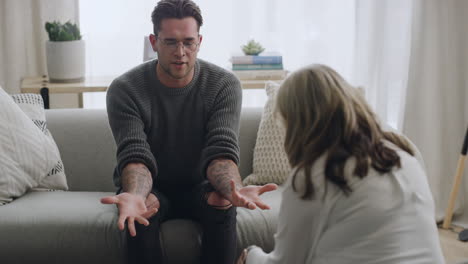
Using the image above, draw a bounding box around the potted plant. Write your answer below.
[241,39,265,56]
[45,21,85,83]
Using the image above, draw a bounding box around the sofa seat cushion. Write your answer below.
[0,187,284,264]
[0,191,125,264]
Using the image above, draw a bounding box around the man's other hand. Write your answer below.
[100,192,158,237]
[230,180,278,210]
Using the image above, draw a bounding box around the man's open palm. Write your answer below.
[230,180,278,210]
[100,193,157,237]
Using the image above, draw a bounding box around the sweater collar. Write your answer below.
[152,59,200,96]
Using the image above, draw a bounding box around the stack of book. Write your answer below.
[232,69,288,83]
[230,53,287,88]
[231,54,283,71]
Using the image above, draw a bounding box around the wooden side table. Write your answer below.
[21,75,113,109]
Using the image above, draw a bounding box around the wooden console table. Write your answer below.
[20,75,112,109]
[21,71,286,109]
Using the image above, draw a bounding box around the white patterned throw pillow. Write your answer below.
[10,93,68,191]
[0,87,65,205]
[243,82,292,185]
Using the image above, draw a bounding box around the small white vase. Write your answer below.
[46,40,85,83]
[143,36,158,61]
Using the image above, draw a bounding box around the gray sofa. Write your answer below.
[0,107,282,264]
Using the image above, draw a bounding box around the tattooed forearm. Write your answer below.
[207,159,242,200]
[122,163,152,198]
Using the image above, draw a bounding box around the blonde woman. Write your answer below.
[236,65,444,264]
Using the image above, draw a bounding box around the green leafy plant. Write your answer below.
[242,39,265,56]
[45,21,82,41]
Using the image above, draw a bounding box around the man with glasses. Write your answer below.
[101,0,277,263]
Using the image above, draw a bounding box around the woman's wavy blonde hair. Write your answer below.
[276,64,414,199]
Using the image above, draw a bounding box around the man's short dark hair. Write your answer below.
[151,0,203,35]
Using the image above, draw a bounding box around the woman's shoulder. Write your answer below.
[286,156,334,199]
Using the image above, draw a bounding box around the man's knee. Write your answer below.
[206,191,232,209]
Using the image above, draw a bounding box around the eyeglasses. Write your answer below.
[157,36,200,52]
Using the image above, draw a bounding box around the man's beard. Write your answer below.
[160,62,194,80]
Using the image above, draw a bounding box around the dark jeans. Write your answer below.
[126,180,237,264]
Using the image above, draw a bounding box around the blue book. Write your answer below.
[232,55,282,65]
[232,64,283,71]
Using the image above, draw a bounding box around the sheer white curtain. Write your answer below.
[224,0,356,107]
[355,0,468,227]
[0,0,79,94]
[353,0,413,130]
[403,0,468,226]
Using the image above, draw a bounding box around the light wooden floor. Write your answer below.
[439,226,468,264]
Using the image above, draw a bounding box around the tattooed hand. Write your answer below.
[100,163,156,236]
[207,158,278,210]
[230,180,278,210]
[101,192,157,236]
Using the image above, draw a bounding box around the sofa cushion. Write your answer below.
[238,107,263,179]
[11,93,68,192]
[45,109,118,192]
[0,88,60,205]
[0,191,126,264]
[44,108,263,191]
[243,82,291,185]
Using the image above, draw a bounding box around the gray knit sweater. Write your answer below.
[107,59,242,191]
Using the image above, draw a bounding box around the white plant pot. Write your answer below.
[46,40,85,83]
